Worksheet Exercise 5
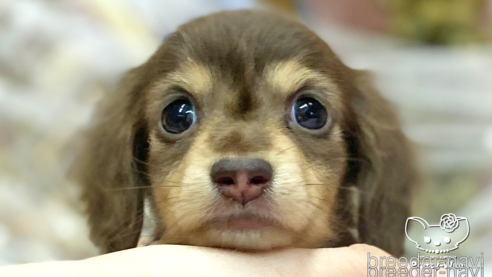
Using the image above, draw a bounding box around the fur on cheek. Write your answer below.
[266,129,339,246]
[153,149,216,243]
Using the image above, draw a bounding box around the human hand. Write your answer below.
[0,244,391,277]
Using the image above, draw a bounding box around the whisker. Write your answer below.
[104,185,152,191]
[275,145,298,156]
[296,199,326,213]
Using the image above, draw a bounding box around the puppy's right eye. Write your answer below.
[161,99,195,134]
[291,97,328,130]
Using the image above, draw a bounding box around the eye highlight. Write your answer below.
[290,97,328,130]
[161,98,196,134]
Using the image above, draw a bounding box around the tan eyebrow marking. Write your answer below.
[264,60,313,95]
[152,61,214,97]
[263,60,339,97]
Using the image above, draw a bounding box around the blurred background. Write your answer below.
[0,0,491,269]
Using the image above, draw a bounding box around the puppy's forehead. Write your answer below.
[156,11,340,83]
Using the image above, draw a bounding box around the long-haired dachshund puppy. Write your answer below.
[73,10,416,256]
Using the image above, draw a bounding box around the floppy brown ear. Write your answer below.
[344,70,417,256]
[72,67,150,253]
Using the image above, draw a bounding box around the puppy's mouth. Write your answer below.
[209,213,279,232]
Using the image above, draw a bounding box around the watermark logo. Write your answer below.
[405,213,470,254]
[367,213,484,277]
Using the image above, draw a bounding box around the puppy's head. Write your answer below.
[74,11,415,255]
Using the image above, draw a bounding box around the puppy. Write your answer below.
[73,10,416,256]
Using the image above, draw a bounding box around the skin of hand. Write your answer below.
[0,244,391,277]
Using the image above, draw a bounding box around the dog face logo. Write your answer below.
[405,213,469,254]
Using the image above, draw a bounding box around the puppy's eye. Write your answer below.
[291,97,328,130]
[161,99,195,134]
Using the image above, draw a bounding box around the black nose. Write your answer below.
[210,158,273,205]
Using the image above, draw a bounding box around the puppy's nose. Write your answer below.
[210,158,272,205]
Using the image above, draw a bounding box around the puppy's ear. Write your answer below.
[344,70,417,256]
[72,67,149,253]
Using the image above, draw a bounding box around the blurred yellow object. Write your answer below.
[259,0,297,15]
[382,0,490,44]
[84,0,159,61]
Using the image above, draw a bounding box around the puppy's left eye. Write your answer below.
[291,97,328,130]
[161,99,195,134]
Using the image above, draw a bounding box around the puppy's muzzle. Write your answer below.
[210,158,273,205]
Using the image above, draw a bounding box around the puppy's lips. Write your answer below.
[210,214,277,231]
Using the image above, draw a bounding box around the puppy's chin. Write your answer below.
[194,210,297,250]
[158,204,331,250]
[160,226,302,251]
[201,228,296,250]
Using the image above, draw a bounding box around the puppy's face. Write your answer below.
[138,12,355,250]
[76,11,415,255]
[147,59,346,249]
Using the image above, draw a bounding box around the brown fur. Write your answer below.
[72,10,416,256]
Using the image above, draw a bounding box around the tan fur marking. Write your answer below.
[151,61,213,97]
[264,61,341,102]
